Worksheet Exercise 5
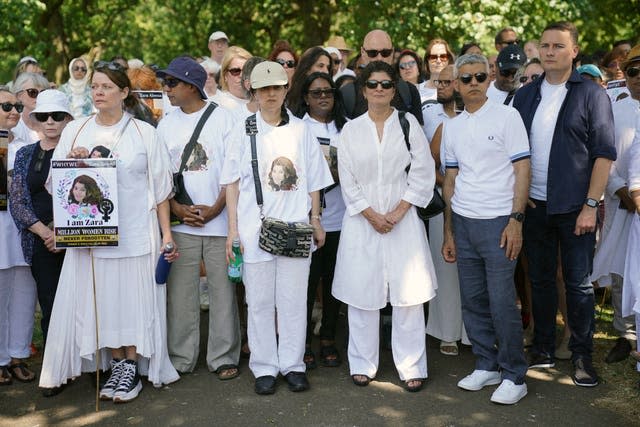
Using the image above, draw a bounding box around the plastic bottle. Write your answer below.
[155,242,175,285]
[228,238,243,283]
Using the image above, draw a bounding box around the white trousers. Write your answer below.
[244,256,310,377]
[348,304,427,381]
[0,267,37,365]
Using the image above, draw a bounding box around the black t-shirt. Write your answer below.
[27,144,54,225]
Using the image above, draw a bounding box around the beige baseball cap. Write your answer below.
[250,61,288,89]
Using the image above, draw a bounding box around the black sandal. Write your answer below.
[403,378,424,392]
[352,374,371,386]
[320,345,342,367]
[8,361,35,383]
[304,348,317,370]
[0,365,12,386]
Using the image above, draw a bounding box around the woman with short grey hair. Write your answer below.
[12,72,50,144]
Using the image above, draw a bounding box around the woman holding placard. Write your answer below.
[38,61,179,402]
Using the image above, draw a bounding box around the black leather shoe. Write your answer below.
[254,375,276,395]
[284,371,309,392]
[605,337,632,364]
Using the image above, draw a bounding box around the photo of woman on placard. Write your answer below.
[67,174,103,206]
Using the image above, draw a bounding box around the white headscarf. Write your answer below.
[66,57,91,95]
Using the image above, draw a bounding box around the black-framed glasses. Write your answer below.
[519,74,540,83]
[499,69,517,78]
[333,59,342,66]
[307,88,335,99]
[399,60,417,70]
[364,48,393,59]
[34,112,68,122]
[18,88,42,99]
[459,72,488,84]
[500,39,521,46]
[93,61,125,72]
[227,67,242,76]
[276,58,296,68]
[162,77,182,88]
[428,54,448,62]
[1,102,24,113]
[434,79,452,87]
[365,79,394,89]
[34,148,46,173]
[72,66,87,72]
[627,67,640,78]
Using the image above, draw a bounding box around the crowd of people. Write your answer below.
[1,21,639,407]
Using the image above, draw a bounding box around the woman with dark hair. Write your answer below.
[332,61,437,392]
[67,175,103,206]
[38,61,179,401]
[297,72,347,369]
[419,39,455,103]
[286,47,333,116]
[459,42,483,57]
[396,49,423,86]
[268,40,299,84]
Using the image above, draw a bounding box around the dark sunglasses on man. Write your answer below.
[459,72,488,84]
[364,49,393,59]
[499,69,517,78]
[627,66,640,78]
[163,77,183,88]
[1,102,24,113]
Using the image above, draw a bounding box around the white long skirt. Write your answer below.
[39,249,179,388]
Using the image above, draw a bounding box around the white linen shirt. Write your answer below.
[331,110,438,310]
[220,112,333,263]
[443,100,530,219]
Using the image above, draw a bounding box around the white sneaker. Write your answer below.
[457,370,502,391]
[490,379,527,405]
[200,291,209,312]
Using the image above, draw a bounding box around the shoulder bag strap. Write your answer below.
[177,102,217,174]
[503,90,516,106]
[398,111,413,173]
[245,114,264,219]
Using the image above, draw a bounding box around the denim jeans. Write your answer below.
[524,200,596,361]
[453,213,527,384]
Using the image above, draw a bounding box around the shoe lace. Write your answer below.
[103,360,124,390]
[115,362,137,392]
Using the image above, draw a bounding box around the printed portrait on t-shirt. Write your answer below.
[186,142,209,171]
[267,156,298,192]
[89,145,111,158]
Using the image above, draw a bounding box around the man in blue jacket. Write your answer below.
[513,21,616,387]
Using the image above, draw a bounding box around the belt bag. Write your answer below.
[246,114,312,258]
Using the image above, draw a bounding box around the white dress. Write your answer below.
[332,110,438,310]
[39,114,179,388]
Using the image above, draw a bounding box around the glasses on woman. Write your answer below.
[72,66,88,72]
[227,68,242,76]
[365,80,395,89]
[18,88,43,99]
[458,72,488,84]
[519,74,540,83]
[399,60,417,70]
[34,112,68,122]
[94,61,125,71]
[1,102,24,113]
[428,54,448,62]
[307,88,335,99]
[276,59,296,69]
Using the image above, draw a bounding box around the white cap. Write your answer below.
[250,61,288,89]
[209,31,229,42]
[30,90,72,116]
[324,47,342,60]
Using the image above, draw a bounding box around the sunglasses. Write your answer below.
[428,54,448,61]
[364,49,393,59]
[501,39,521,46]
[94,61,125,72]
[499,69,517,78]
[308,88,335,99]
[519,74,540,83]
[459,72,488,84]
[626,66,640,78]
[365,79,395,90]
[163,78,182,88]
[34,148,47,173]
[276,59,296,69]
[34,112,68,122]
[227,67,242,76]
[72,66,87,72]
[1,102,24,113]
[399,60,417,70]
[333,59,342,65]
[434,79,452,87]
[18,88,43,99]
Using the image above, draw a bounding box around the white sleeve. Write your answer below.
[504,108,531,162]
[220,121,245,185]
[304,126,333,192]
[338,125,370,216]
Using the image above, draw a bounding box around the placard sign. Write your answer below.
[51,158,118,248]
[133,90,163,122]
[606,79,630,103]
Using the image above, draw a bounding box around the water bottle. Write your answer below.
[228,238,243,283]
[155,243,175,285]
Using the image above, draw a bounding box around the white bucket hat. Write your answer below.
[30,89,72,117]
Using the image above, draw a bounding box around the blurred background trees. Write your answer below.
[1,0,638,83]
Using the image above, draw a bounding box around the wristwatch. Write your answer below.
[510,212,525,222]
[585,198,598,208]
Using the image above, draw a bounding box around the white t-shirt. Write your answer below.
[12,118,39,144]
[421,102,448,143]
[158,102,233,237]
[418,83,437,105]
[302,114,346,232]
[443,100,530,219]
[486,81,512,105]
[216,90,248,112]
[529,79,568,200]
[220,112,333,263]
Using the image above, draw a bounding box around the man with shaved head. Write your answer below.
[340,29,424,124]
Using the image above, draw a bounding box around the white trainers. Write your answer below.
[457,370,502,391]
[490,379,527,404]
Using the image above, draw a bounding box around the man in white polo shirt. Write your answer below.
[441,53,531,405]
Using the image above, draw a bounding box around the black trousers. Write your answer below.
[30,238,65,342]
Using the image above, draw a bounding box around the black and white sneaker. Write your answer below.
[99,359,124,400]
[572,358,598,387]
[113,360,142,403]
[528,351,555,369]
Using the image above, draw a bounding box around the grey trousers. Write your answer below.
[611,274,636,341]
[166,232,240,373]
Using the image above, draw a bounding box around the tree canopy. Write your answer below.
[1,0,638,83]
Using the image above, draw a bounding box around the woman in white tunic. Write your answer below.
[332,61,438,392]
[39,61,179,402]
[222,62,332,395]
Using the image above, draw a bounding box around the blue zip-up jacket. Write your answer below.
[513,70,616,215]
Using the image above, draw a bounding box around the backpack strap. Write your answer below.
[341,82,357,118]
[396,80,412,111]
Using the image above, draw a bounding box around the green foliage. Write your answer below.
[1,0,638,83]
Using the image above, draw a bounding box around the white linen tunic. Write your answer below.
[332,110,438,310]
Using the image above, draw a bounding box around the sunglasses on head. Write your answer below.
[459,72,488,84]
[276,58,296,68]
[399,60,417,70]
[163,77,182,88]
[1,102,24,113]
[227,67,242,76]
[429,54,448,62]
[94,60,125,72]
[34,112,68,122]
[19,88,43,99]
[72,66,87,72]
[519,74,540,83]
[364,49,393,59]
[626,66,640,78]
[434,79,452,87]
[307,88,335,99]
[365,79,395,90]
[499,69,517,78]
